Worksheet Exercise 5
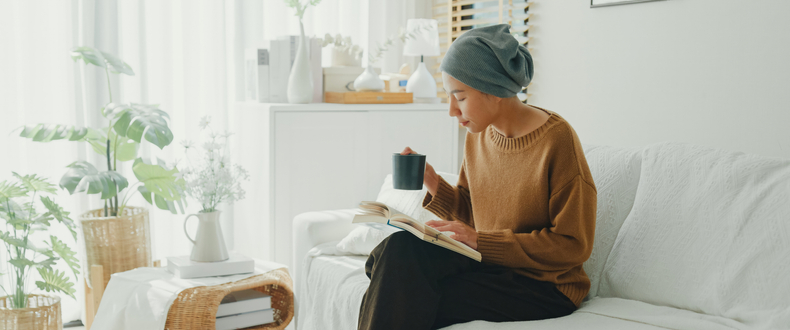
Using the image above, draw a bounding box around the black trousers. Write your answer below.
[358,232,577,330]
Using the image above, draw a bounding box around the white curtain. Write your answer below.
[0,0,428,324]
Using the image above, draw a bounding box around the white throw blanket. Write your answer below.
[91,259,286,330]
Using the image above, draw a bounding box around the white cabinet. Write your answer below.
[230,103,459,270]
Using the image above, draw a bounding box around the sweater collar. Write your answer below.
[486,106,562,153]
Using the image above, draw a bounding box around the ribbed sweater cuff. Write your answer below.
[476,231,506,265]
[422,176,456,220]
[557,283,586,308]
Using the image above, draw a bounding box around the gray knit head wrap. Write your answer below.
[440,24,533,98]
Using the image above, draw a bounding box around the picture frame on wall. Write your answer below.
[591,0,665,8]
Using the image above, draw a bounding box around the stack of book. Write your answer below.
[245,36,323,103]
[215,289,274,330]
[167,253,255,279]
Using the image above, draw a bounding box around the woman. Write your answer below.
[358,24,597,330]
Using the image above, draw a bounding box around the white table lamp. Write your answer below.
[403,19,440,100]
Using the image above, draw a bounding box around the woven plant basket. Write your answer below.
[80,206,152,289]
[0,294,62,330]
[164,268,294,330]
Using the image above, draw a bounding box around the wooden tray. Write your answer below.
[325,92,413,104]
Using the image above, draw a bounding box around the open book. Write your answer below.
[353,201,482,262]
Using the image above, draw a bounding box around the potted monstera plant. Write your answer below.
[15,47,186,315]
[0,173,79,330]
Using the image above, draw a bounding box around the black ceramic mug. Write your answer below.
[392,153,426,190]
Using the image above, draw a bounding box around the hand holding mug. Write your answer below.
[399,147,439,195]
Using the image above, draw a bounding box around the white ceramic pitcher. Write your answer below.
[183,210,229,262]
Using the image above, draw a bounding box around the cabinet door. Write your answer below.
[366,110,457,198]
[273,111,368,267]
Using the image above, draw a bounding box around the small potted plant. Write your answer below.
[180,117,249,262]
[0,173,80,330]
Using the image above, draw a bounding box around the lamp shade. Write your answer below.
[402,19,440,57]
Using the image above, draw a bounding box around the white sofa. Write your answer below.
[293,142,790,330]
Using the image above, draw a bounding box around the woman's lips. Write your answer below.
[461,121,469,126]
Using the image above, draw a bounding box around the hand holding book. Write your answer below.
[426,220,478,250]
[354,201,482,262]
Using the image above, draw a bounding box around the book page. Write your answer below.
[359,201,391,218]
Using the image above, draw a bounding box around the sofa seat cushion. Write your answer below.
[297,248,743,330]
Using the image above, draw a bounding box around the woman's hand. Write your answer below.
[425,220,478,250]
[400,147,439,196]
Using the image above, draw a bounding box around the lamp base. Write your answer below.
[406,62,437,99]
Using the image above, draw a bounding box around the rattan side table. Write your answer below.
[163,267,294,330]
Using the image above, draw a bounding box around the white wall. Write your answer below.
[528,0,790,159]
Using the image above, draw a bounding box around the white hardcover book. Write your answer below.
[310,37,323,102]
[256,49,271,103]
[278,35,298,68]
[215,309,275,330]
[244,48,259,102]
[269,39,289,103]
[167,253,254,279]
[216,289,272,318]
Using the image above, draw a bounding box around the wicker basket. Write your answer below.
[80,206,152,289]
[0,294,62,330]
[164,267,294,330]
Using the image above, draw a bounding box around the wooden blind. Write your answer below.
[431,0,532,102]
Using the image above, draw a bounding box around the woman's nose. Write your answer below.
[448,102,461,117]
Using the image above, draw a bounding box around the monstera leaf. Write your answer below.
[138,185,186,214]
[17,124,90,142]
[84,127,139,162]
[60,161,128,199]
[71,46,134,75]
[106,103,173,149]
[36,268,76,299]
[132,158,184,202]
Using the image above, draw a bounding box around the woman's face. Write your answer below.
[442,72,497,134]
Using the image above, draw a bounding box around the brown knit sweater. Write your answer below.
[422,106,597,307]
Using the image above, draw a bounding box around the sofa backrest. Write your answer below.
[596,142,790,328]
[580,144,643,299]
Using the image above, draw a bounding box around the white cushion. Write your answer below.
[580,144,643,299]
[598,142,790,329]
[336,171,459,255]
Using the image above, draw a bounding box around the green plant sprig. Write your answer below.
[283,0,322,20]
[0,173,79,309]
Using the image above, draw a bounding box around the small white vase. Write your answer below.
[287,21,313,104]
[353,65,385,91]
[184,210,229,262]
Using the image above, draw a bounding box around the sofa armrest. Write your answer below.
[292,209,357,286]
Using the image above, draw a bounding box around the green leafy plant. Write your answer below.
[283,0,322,20]
[0,173,80,309]
[17,47,185,217]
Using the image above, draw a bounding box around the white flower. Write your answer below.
[334,34,343,47]
[323,33,333,46]
[180,140,194,149]
[199,116,211,130]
